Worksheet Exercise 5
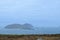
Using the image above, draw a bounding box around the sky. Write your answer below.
[0,0,60,28]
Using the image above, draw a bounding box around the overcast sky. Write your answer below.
[0,0,60,28]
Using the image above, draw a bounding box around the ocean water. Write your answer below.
[0,27,60,35]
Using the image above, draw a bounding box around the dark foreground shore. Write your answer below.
[0,34,60,40]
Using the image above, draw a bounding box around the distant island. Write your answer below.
[5,23,34,30]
